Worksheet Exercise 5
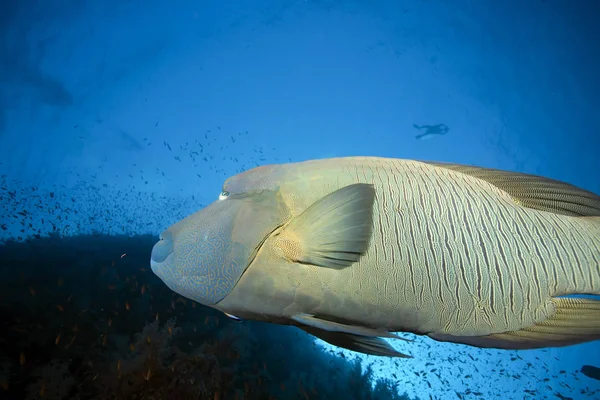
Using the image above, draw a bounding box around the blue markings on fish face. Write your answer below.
[150,199,253,306]
[150,188,288,307]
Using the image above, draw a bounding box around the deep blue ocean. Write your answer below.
[1,1,599,399]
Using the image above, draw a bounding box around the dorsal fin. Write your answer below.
[426,161,600,217]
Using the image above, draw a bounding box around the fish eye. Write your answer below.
[218,191,230,200]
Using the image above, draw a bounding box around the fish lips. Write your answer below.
[150,234,207,304]
[150,232,177,285]
[148,198,261,307]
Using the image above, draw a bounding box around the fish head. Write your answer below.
[150,165,289,307]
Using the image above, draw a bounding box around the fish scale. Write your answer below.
[293,159,598,335]
[151,156,600,357]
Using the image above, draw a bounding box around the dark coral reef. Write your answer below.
[0,234,414,400]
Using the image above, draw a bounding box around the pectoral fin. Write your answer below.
[291,313,409,341]
[275,183,375,269]
[299,326,412,358]
[429,298,600,350]
[427,162,600,217]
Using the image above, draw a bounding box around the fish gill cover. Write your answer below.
[0,0,599,400]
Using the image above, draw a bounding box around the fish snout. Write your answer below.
[150,232,174,271]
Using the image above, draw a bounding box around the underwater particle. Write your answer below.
[65,335,77,348]
[39,378,46,397]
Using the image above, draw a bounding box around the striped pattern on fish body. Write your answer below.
[222,157,600,346]
[151,156,600,356]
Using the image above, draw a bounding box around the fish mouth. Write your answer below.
[150,232,174,272]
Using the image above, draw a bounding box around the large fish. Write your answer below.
[150,157,600,357]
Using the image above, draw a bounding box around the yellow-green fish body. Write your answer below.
[151,157,600,357]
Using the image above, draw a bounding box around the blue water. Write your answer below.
[1,1,599,399]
